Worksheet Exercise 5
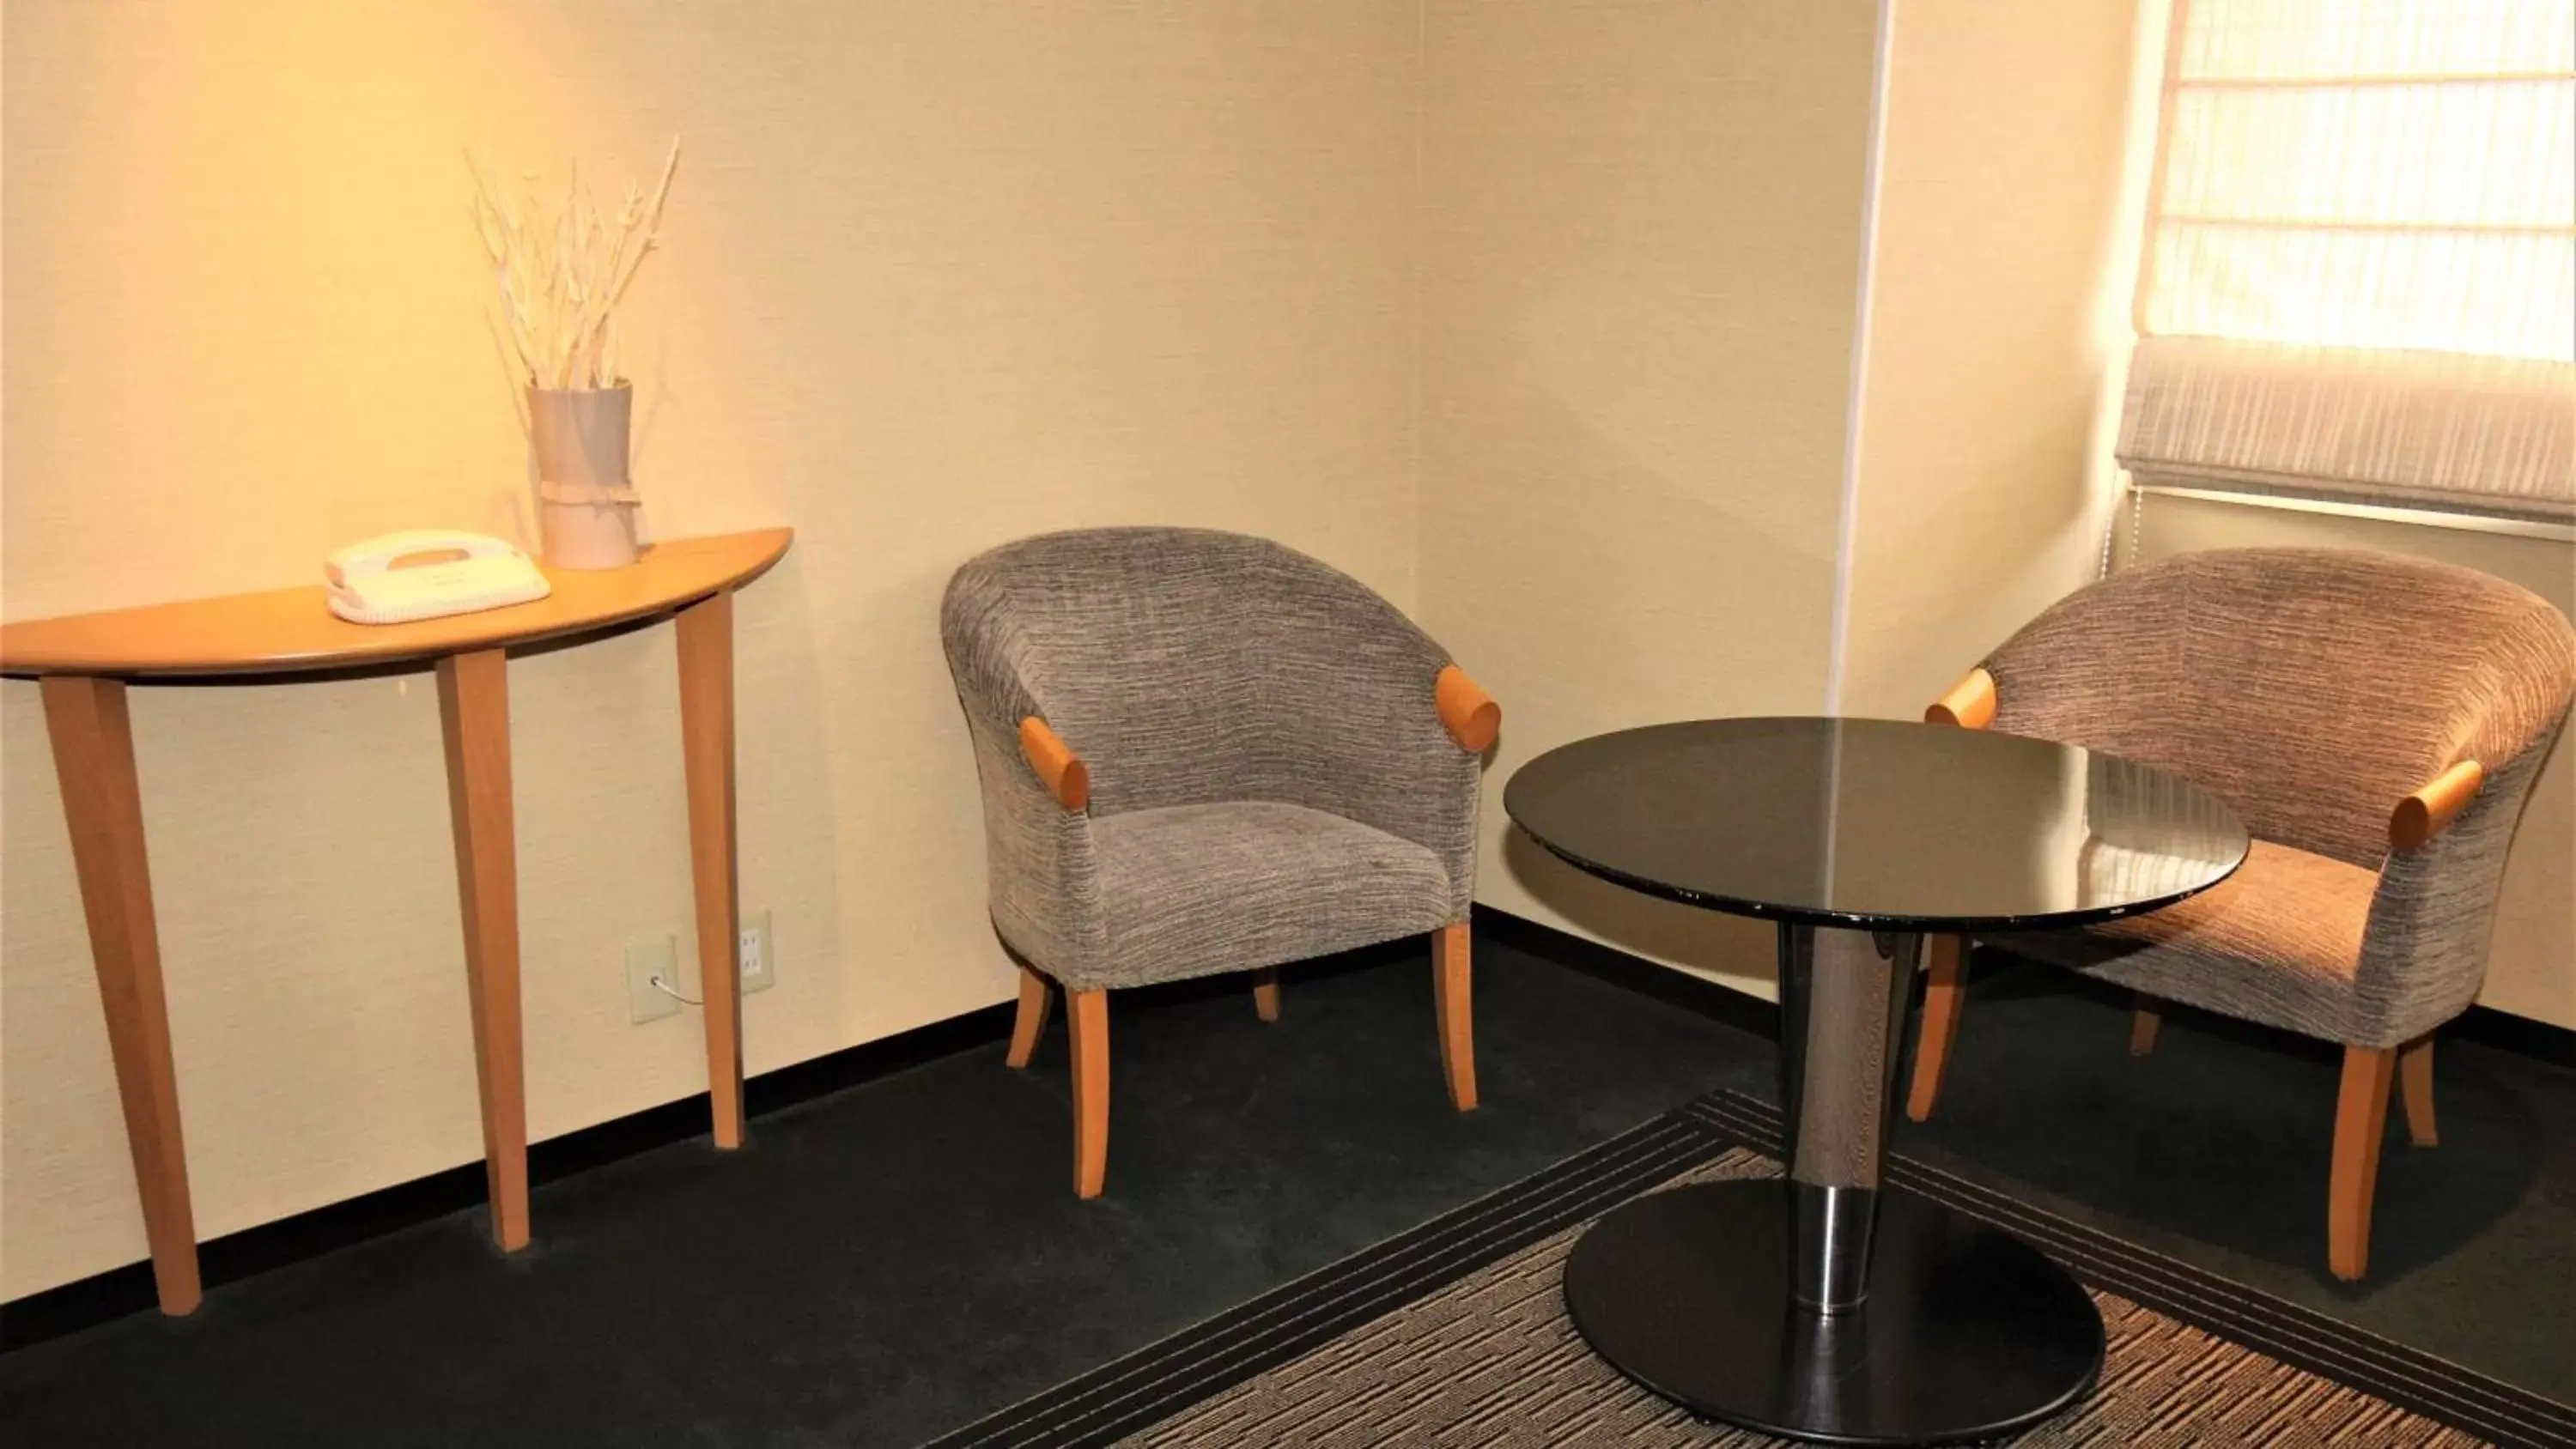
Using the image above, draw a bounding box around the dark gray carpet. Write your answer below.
[939,1082,2566,1448]
[1893,952,2576,1404]
[1119,1150,2480,1448]
[0,931,1760,1449]
[3,929,2566,1446]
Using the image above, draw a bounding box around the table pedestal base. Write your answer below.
[1565,1179,2102,1446]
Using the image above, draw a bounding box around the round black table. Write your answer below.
[1504,718,2248,1446]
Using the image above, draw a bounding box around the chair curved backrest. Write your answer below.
[1982,548,2576,871]
[941,526,1455,820]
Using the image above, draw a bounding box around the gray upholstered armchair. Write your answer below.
[1905,548,2576,1279]
[942,527,1499,1197]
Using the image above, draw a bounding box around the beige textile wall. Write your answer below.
[1417,0,1883,996]
[9,0,2562,1309]
[1834,0,2144,722]
[1,0,1425,1299]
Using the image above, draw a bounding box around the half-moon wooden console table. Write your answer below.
[0,527,793,1316]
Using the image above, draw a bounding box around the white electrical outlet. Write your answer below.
[628,936,683,1023]
[739,910,775,994]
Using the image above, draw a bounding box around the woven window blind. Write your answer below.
[2117,0,2576,522]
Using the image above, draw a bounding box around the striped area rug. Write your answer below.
[1120,1150,2471,1447]
[927,1089,2574,1449]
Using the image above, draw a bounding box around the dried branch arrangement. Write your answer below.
[469,138,681,391]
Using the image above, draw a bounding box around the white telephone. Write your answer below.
[325,530,552,625]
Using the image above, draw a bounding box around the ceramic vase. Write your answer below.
[530,383,641,569]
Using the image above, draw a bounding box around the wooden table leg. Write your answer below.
[40,675,204,1315]
[677,589,744,1149]
[436,649,530,1252]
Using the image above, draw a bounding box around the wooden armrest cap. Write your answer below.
[2391,760,2482,851]
[1925,668,1997,730]
[1018,716,1091,811]
[1436,664,1501,754]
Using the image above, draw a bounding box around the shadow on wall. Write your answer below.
[1498,826,1778,991]
[1428,346,1845,1004]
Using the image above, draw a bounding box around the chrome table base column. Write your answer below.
[1560,922,2105,1445]
[1776,925,1917,1312]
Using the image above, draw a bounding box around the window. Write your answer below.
[2117,0,2575,522]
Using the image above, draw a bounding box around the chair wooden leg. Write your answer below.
[2129,996,2163,1057]
[1252,967,1281,1023]
[1905,935,1967,1122]
[1005,965,1052,1068]
[1068,989,1109,1198]
[1433,922,1477,1112]
[2329,1045,2397,1282]
[2399,1035,2437,1148]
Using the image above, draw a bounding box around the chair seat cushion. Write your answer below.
[2008,839,2385,1045]
[1082,801,1455,991]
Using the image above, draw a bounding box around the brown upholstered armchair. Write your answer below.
[942,528,1500,1198]
[1904,548,2576,1280]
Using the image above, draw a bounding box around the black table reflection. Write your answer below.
[1503,717,2247,931]
[1504,717,2249,1446]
